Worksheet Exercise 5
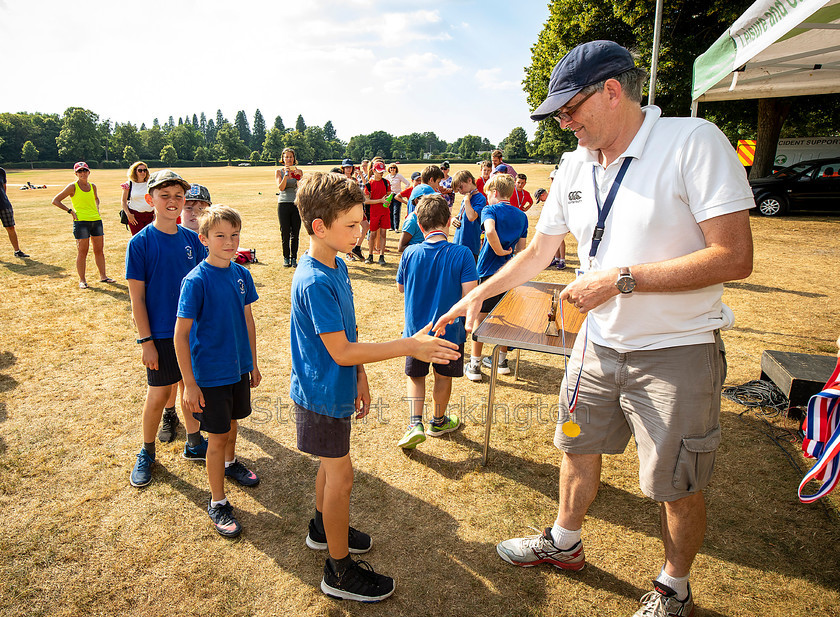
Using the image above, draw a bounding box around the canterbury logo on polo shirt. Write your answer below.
[568,190,583,203]
[238,279,246,294]
[185,245,194,260]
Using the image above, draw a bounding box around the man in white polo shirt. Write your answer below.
[434,40,753,616]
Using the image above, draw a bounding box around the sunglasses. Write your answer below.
[137,168,148,173]
[553,90,596,123]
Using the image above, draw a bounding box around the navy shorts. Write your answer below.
[73,219,104,239]
[146,338,182,387]
[479,276,505,314]
[0,206,14,228]
[294,403,351,458]
[405,342,465,378]
[193,374,251,434]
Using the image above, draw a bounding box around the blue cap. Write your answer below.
[530,40,636,121]
[341,158,354,168]
[410,171,421,180]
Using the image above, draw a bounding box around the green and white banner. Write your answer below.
[692,0,840,102]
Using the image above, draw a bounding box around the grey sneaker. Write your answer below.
[465,359,482,382]
[482,356,511,374]
[496,527,585,571]
[633,582,695,617]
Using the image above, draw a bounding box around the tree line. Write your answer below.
[0,108,541,168]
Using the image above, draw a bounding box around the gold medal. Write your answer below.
[562,421,581,438]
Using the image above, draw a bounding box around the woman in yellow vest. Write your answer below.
[51,161,115,288]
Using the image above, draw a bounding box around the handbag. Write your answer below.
[119,181,132,228]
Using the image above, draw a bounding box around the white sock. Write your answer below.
[210,497,228,508]
[656,567,690,601]
[225,458,236,468]
[471,355,481,365]
[550,522,581,550]
[499,351,507,362]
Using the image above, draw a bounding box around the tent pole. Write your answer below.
[648,0,664,106]
[690,100,699,118]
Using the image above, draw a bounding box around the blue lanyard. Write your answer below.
[588,157,632,268]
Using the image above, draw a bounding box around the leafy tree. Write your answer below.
[168,124,203,160]
[274,115,286,132]
[192,114,199,129]
[153,118,160,127]
[199,112,207,137]
[528,123,576,160]
[160,144,178,166]
[140,125,166,160]
[262,127,285,163]
[167,116,175,129]
[178,117,183,126]
[503,127,529,159]
[140,123,147,131]
[249,150,260,165]
[206,118,217,144]
[324,120,336,141]
[112,122,142,160]
[459,135,482,159]
[295,115,306,133]
[368,131,393,160]
[252,109,266,151]
[216,109,226,129]
[234,111,251,148]
[21,141,39,168]
[122,145,138,163]
[194,146,209,166]
[215,122,249,164]
[345,134,369,162]
[304,126,329,162]
[56,107,102,162]
[283,130,313,164]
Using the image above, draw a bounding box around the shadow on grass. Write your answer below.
[87,281,130,302]
[0,351,18,457]
[724,281,827,298]
[0,257,67,278]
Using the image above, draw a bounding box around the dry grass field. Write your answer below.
[1,164,839,617]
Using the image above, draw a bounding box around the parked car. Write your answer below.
[749,157,840,216]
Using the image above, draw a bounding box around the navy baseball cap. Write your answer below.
[341,158,354,168]
[531,40,636,121]
[410,171,421,180]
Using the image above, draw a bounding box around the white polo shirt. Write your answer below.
[537,106,753,352]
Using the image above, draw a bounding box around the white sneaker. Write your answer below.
[465,359,482,382]
[496,527,585,571]
[482,356,511,374]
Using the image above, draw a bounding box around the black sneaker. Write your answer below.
[283,257,291,268]
[377,255,386,265]
[321,558,394,603]
[352,246,364,260]
[306,518,372,554]
[207,500,242,538]
[13,250,29,258]
[158,408,179,443]
[364,255,374,264]
[224,460,259,486]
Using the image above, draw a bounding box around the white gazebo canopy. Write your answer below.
[691,0,840,114]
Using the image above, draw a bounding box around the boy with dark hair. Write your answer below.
[0,167,29,258]
[126,170,208,488]
[465,174,528,381]
[451,169,487,261]
[406,165,443,215]
[511,173,534,212]
[396,194,478,449]
[174,205,261,538]
[291,172,459,602]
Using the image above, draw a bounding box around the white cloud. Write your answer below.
[475,68,519,91]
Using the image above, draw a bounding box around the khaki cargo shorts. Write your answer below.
[554,331,727,502]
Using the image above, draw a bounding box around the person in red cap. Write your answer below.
[435,40,754,617]
[51,162,114,288]
[363,161,391,265]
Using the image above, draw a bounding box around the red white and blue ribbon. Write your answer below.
[559,297,587,414]
[798,358,840,503]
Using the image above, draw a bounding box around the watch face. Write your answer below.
[617,276,635,293]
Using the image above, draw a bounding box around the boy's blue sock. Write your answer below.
[409,415,423,426]
[187,431,202,447]
[143,441,155,457]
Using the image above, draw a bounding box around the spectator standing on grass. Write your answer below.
[434,41,754,617]
[125,170,208,488]
[385,162,410,231]
[120,162,154,235]
[396,194,477,450]
[51,162,114,288]
[439,161,455,208]
[0,167,29,258]
[289,172,459,602]
[364,161,391,265]
[276,147,304,268]
[490,149,517,178]
[341,159,368,262]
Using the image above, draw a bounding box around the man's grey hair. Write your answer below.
[581,67,649,104]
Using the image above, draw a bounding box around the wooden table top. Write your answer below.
[473,281,586,355]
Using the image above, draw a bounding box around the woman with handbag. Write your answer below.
[275,147,303,267]
[120,161,154,235]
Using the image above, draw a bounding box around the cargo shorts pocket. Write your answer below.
[672,425,721,493]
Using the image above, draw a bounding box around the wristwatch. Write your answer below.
[615,267,636,294]
[136,336,153,344]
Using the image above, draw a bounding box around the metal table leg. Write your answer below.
[482,345,501,465]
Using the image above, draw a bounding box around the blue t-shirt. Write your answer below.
[401,212,424,247]
[397,240,478,345]
[125,224,207,339]
[453,191,487,256]
[476,202,529,279]
[177,260,258,388]
[406,183,436,215]
[290,253,358,418]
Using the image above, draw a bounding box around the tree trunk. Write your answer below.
[750,97,792,179]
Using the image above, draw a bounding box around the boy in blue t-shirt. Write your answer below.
[451,169,487,260]
[291,172,460,603]
[174,205,261,538]
[396,194,478,449]
[467,173,528,381]
[405,164,443,215]
[126,170,208,488]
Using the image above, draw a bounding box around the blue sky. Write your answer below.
[0,0,552,145]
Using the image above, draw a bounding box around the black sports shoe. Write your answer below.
[207,500,242,538]
[306,518,372,554]
[158,408,179,443]
[352,246,364,260]
[321,558,394,602]
[13,250,29,258]
[224,460,259,486]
